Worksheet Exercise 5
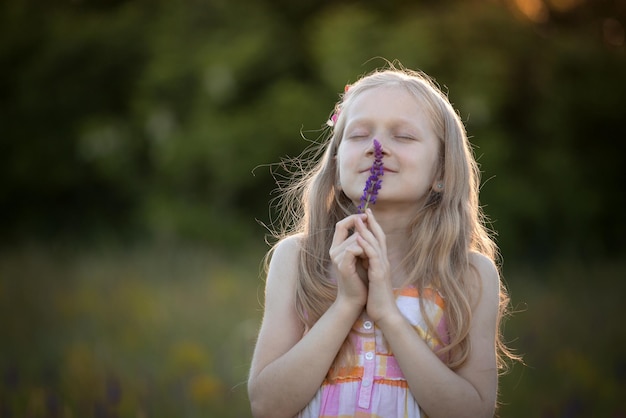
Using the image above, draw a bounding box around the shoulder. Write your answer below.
[466,252,500,311]
[273,233,304,255]
[468,252,499,284]
[261,234,306,333]
[265,233,304,291]
[268,233,303,267]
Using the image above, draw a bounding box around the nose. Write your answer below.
[366,138,387,156]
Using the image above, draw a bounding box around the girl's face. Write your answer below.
[337,85,441,211]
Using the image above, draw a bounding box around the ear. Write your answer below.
[334,160,343,192]
[335,173,343,192]
[335,173,343,193]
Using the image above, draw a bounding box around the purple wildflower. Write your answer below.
[357,139,384,213]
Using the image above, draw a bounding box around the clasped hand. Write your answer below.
[329,209,398,322]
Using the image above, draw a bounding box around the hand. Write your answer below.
[353,209,399,323]
[329,214,369,309]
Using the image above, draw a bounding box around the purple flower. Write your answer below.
[357,139,384,213]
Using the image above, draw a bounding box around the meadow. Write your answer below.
[1,244,623,417]
[0,244,261,418]
[2,1,624,416]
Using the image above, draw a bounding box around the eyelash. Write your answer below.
[348,133,369,139]
[346,133,416,140]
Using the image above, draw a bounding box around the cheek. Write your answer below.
[421,144,442,179]
[337,162,355,191]
[406,153,438,192]
[425,156,439,180]
[336,155,363,199]
[336,152,355,182]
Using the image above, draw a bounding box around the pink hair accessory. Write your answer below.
[326,84,351,127]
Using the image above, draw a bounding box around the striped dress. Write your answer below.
[297,286,448,418]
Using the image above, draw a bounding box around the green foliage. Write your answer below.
[0,245,263,417]
[1,0,625,259]
[1,248,624,416]
[499,260,626,416]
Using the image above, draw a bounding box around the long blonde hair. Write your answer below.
[269,64,515,372]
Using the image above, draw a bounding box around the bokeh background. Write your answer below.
[1,0,625,417]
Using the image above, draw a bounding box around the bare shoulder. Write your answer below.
[468,252,499,282]
[265,234,303,286]
[263,233,304,306]
[269,233,303,265]
[467,252,500,310]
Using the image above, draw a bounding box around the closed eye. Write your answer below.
[395,134,417,141]
[347,132,370,140]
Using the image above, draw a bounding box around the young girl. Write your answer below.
[248,65,516,418]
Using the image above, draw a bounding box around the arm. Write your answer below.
[377,253,499,417]
[248,226,367,418]
[355,211,499,417]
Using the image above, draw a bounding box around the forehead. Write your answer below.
[343,85,436,132]
[346,86,426,118]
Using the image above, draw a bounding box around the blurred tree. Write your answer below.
[0,1,150,241]
[0,0,624,260]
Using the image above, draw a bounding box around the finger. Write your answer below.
[334,236,365,278]
[331,214,367,249]
[330,231,360,260]
[330,232,364,268]
[354,215,381,255]
[364,209,387,253]
[355,232,380,263]
[354,214,370,236]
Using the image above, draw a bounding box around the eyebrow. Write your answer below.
[345,117,424,133]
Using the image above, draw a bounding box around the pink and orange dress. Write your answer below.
[297,286,448,418]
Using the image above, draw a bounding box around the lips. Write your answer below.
[360,167,395,173]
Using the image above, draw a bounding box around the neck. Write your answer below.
[368,204,415,274]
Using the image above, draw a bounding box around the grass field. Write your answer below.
[0,244,623,417]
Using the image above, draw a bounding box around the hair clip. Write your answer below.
[326,84,351,128]
[327,109,339,127]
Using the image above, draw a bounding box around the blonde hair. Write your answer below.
[269,64,516,373]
